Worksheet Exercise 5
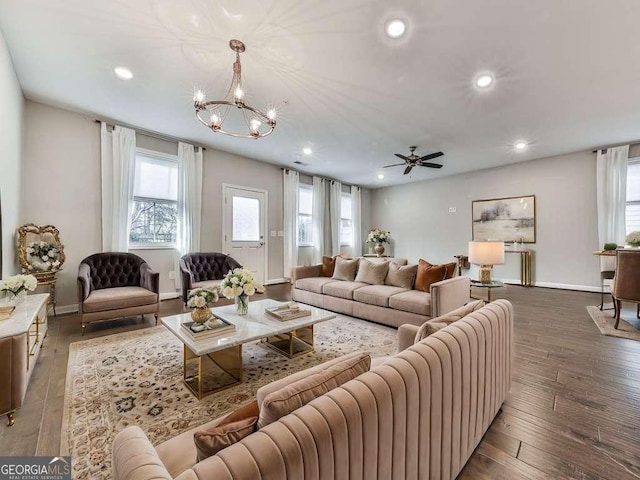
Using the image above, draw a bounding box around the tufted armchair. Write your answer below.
[77,252,160,335]
[179,252,242,303]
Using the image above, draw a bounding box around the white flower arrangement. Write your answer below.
[26,241,60,271]
[220,268,264,299]
[0,274,38,297]
[626,231,640,247]
[186,287,219,309]
[366,229,391,244]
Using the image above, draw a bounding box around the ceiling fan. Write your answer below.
[383,146,444,175]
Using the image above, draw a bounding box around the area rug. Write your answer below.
[586,305,640,340]
[61,314,397,479]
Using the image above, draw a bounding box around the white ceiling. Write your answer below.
[2,0,640,188]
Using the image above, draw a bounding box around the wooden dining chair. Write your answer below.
[610,249,640,329]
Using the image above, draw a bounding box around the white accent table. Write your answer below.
[0,293,49,425]
[161,299,336,399]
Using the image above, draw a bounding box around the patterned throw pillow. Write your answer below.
[332,256,360,281]
[194,400,259,461]
[414,299,485,343]
[355,258,390,284]
[385,262,418,288]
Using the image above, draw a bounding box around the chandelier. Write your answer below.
[193,39,276,139]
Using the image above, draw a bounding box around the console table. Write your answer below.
[0,293,49,426]
[455,249,533,286]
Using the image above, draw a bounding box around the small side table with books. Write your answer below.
[470,279,504,302]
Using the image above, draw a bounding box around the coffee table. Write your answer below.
[161,299,336,399]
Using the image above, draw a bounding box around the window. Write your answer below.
[340,192,353,246]
[298,185,313,246]
[129,150,178,247]
[627,160,640,234]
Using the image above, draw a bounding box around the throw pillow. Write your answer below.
[385,262,418,289]
[320,255,346,277]
[355,258,389,284]
[332,256,359,282]
[258,352,371,428]
[194,400,259,461]
[414,299,485,343]
[414,259,447,292]
[443,262,458,279]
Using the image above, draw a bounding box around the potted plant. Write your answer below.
[366,229,391,257]
[220,268,264,315]
[186,287,219,323]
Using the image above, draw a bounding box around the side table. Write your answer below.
[470,280,504,302]
[33,271,59,316]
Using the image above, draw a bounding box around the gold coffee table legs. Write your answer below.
[262,325,315,359]
[183,345,243,400]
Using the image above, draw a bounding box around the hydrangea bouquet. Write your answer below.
[366,229,391,244]
[0,274,38,304]
[220,268,264,315]
[626,231,640,247]
[26,241,61,272]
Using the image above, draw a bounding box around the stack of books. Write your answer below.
[0,306,15,321]
[265,303,311,321]
[180,316,235,340]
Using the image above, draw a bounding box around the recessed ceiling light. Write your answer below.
[377,173,385,179]
[514,141,528,151]
[475,73,494,89]
[303,147,313,155]
[385,19,406,39]
[114,66,133,80]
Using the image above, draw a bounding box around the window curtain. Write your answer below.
[100,123,136,252]
[311,176,327,264]
[351,186,362,256]
[283,169,299,280]
[597,145,629,246]
[329,180,342,255]
[175,142,203,289]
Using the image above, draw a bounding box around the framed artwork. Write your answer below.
[472,195,536,243]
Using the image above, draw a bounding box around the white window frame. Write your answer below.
[626,158,640,235]
[340,191,353,247]
[298,184,314,247]
[129,148,179,250]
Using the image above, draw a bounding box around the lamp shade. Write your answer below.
[468,241,505,265]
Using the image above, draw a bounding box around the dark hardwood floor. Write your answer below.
[1,284,639,479]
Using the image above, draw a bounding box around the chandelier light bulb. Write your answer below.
[267,109,276,121]
[210,112,221,128]
[234,86,244,101]
[249,118,262,135]
[194,90,205,103]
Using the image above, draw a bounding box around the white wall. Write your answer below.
[0,27,24,277]
[22,101,291,309]
[370,151,601,290]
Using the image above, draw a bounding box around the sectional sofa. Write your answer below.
[291,258,471,327]
[112,299,513,480]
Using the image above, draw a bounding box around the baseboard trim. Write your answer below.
[533,282,600,293]
[265,278,289,285]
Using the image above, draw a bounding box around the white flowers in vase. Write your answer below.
[186,287,219,309]
[26,241,61,272]
[220,268,264,299]
[0,274,38,301]
[366,229,391,244]
[626,231,640,247]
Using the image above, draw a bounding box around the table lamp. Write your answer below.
[468,241,505,283]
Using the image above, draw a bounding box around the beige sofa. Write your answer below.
[113,300,513,480]
[291,258,471,327]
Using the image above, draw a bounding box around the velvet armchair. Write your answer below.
[179,252,241,304]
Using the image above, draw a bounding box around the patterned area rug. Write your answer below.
[61,314,397,479]
[586,305,640,340]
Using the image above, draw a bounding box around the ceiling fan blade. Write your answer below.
[395,154,410,161]
[383,163,406,168]
[418,162,444,169]
[419,152,444,161]
[404,165,413,175]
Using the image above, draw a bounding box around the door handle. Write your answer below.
[259,242,265,247]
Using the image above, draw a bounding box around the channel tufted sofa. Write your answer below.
[291,258,471,328]
[179,253,242,304]
[112,299,513,480]
[77,252,159,334]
